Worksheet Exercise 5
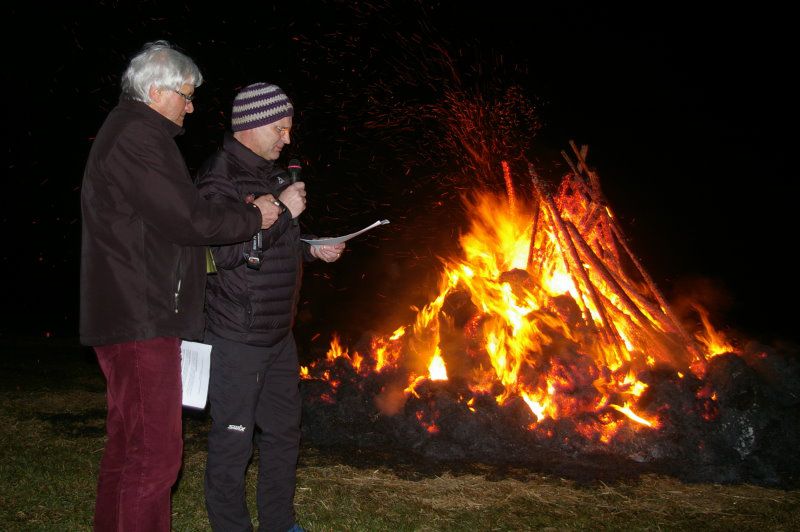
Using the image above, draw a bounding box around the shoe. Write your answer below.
[286,524,306,532]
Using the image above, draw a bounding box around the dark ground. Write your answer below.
[3,338,799,530]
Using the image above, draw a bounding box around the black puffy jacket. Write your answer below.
[196,134,315,347]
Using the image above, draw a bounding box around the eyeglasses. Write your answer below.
[172,89,195,103]
[275,125,291,136]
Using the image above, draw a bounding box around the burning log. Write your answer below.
[607,220,701,356]
[563,220,690,370]
[563,142,699,355]
[531,168,627,360]
[564,219,650,329]
[501,160,515,211]
[525,185,541,271]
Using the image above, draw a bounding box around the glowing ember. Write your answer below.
[609,403,658,428]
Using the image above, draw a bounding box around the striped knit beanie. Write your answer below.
[231,83,293,132]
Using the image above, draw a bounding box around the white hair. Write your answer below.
[120,40,203,103]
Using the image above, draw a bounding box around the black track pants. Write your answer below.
[204,331,301,532]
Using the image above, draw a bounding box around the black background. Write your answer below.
[3,2,797,348]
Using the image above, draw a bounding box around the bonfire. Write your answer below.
[299,143,798,486]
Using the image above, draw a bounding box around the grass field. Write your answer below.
[1,337,798,531]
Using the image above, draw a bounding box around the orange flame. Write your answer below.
[694,304,735,358]
[326,333,363,372]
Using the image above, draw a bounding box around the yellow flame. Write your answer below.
[544,270,574,296]
[521,391,555,422]
[390,326,407,340]
[428,348,448,381]
[371,328,405,372]
[404,375,426,398]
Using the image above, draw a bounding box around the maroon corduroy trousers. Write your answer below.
[93,337,183,531]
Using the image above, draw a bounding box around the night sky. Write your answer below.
[4,2,797,347]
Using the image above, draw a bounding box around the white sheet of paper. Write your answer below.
[301,219,390,246]
[180,341,212,409]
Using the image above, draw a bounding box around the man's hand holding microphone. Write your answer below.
[248,158,306,230]
[278,182,306,221]
[282,158,305,226]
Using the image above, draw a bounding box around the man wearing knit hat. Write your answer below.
[196,82,344,532]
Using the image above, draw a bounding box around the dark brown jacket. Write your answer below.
[80,100,262,346]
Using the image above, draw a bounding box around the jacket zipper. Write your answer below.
[174,278,182,314]
[174,251,184,314]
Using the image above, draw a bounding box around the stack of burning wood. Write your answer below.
[525,141,705,374]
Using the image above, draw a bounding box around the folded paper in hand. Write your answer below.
[301,219,389,246]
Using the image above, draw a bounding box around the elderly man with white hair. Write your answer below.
[80,41,281,531]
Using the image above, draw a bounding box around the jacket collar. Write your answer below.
[223,133,275,174]
[117,98,184,138]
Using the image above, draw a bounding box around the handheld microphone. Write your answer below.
[288,159,301,184]
[287,159,302,226]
